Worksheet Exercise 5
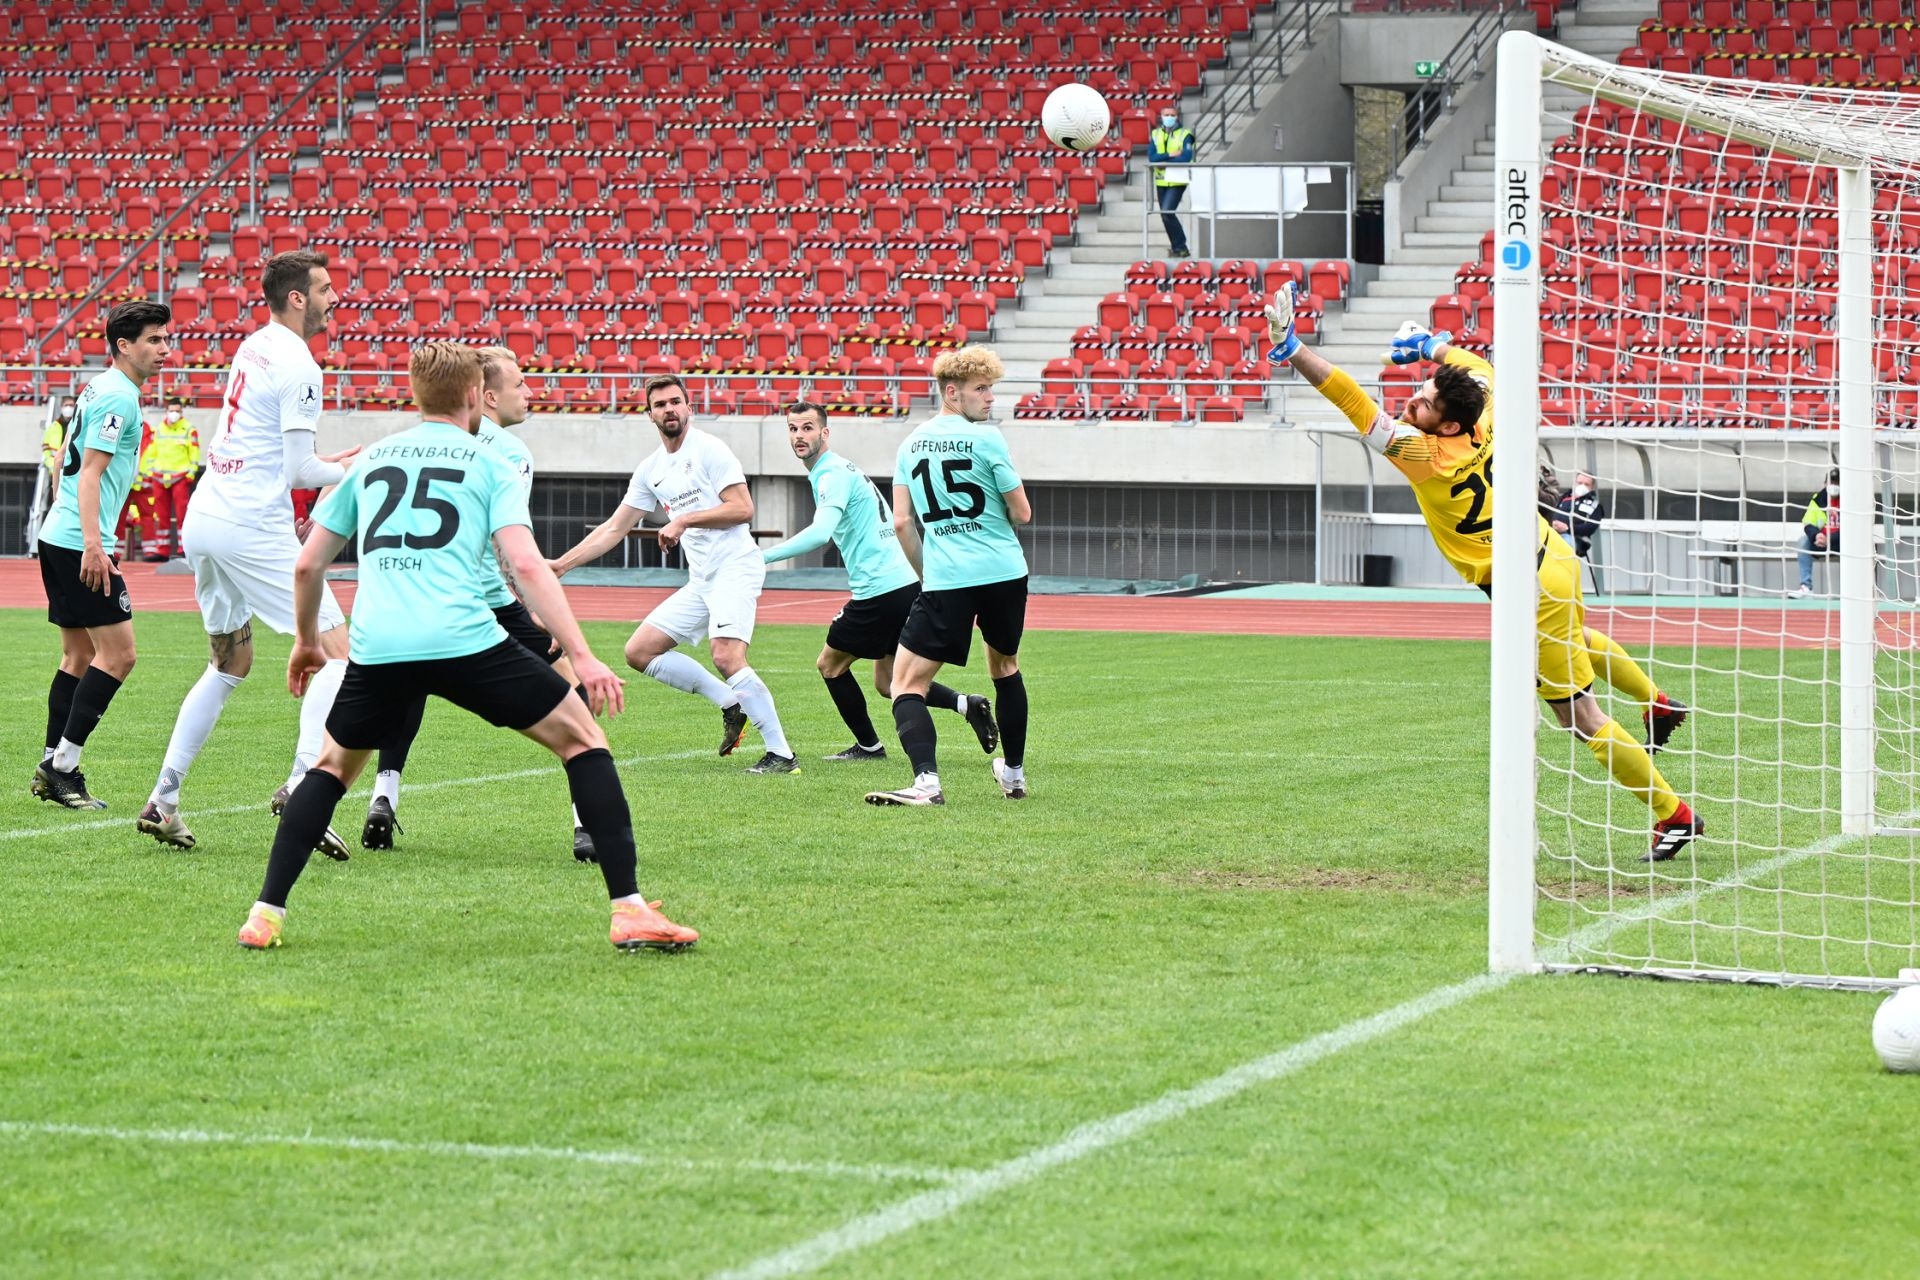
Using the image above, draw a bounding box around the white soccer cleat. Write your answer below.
[992,759,1028,801]
[865,778,945,807]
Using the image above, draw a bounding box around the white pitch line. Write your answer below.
[0,1121,962,1186]
[4,749,708,844]
[710,824,1874,1280]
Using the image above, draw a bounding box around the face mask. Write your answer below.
[1161,115,1177,128]
[1573,483,1591,496]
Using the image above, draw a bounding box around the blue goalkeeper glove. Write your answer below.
[1383,321,1452,366]
[1264,284,1301,363]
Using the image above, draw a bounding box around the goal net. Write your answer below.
[1488,31,1920,989]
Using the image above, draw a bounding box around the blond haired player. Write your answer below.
[1266,285,1700,862]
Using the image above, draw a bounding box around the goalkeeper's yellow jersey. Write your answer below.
[1315,348,1548,586]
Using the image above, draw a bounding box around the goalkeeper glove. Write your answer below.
[1382,320,1452,366]
[1264,284,1301,363]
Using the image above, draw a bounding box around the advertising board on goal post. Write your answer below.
[1487,31,1917,990]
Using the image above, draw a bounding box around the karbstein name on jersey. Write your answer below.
[930,521,985,536]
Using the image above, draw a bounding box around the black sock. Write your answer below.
[45,668,80,754]
[376,696,427,775]
[565,748,638,899]
[259,770,347,908]
[994,672,1028,769]
[61,667,125,750]
[925,682,963,713]
[892,694,938,777]
[823,672,878,746]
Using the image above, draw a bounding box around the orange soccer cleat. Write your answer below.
[610,899,698,952]
[237,905,285,950]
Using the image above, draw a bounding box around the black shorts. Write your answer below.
[494,600,560,664]
[825,582,920,660]
[326,639,572,749]
[39,541,132,630]
[897,576,1028,668]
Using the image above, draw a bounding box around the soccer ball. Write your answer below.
[1871,985,1920,1072]
[1041,83,1111,152]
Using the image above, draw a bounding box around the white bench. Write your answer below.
[1690,519,1829,595]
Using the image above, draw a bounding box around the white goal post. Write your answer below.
[1489,30,1920,989]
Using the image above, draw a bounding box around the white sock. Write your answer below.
[288,659,347,790]
[41,746,53,763]
[612,892,646,908]
[1004,762,1026,781]
[150,665,245,808]
[250,900,285,920]
[643,652,736,708]
[725,666,790,757]
[374,769,400,808]
[915,771,941,792]
[51,738,81,772]
[572,803,583,828]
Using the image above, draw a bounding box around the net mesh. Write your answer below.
[1511,44,1920,986]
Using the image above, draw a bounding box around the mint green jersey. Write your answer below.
[474,416,534,609]
[312,421,530,664]
[892,414,1027,590]
[39,366,145,554]
[763,449,918,600]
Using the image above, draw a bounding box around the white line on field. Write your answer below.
[709,825,1871,1280]
[0,1121,962,1185]
[3,749,709,844]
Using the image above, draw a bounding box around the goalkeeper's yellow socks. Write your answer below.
[1583,627,1656,708]
[1585,719,1682,821]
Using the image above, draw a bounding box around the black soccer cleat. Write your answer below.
[271,783,352,862]
[29,762,51,801]
[573,826,597,863]
[719,703,749,756]
[1642,803,1704,863]
[964,695,999,754]
[1644,693,1690,755]
[746,752,801,775]
[823,743,887,762]
[361,796,402,850]
[37,763,107,810]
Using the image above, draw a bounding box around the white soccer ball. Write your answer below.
[1871,985,1920,1072]
[1041,83,1111,152]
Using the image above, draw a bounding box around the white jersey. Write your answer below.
[621,427,758,579]
[192,322,325,528]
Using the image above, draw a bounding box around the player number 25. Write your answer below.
[910,457,987,523]
[1450,456,1493,537]
[364,466,465,551]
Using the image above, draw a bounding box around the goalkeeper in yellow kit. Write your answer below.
[1266,285,1701,862]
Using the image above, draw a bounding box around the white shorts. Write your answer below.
[182,506,346,637]
[643,561,765,646]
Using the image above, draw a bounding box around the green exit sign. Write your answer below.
[1415,60,1442,77]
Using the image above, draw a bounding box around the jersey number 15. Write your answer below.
[910,457,987,523]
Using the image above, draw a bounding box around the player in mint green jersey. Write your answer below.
[866,347,1033,808]
[235,343,696,955]
[33,300,172,811]
[357,346,598,859]
[762,400,997,762]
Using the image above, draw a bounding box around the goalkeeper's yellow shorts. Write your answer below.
[1535,528,1594,702]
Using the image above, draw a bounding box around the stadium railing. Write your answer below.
[1135,161,1356,262]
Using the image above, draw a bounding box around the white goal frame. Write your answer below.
[1488,31,1888,986]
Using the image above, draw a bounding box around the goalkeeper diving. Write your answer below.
[1265,285,1701,862]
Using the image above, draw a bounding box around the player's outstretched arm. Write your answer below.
[290,525,349,695]
[762,503,838,565]
[499,525,624,716]
[550,502,645,577]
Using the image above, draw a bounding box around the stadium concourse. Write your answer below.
[0,557,1860,647]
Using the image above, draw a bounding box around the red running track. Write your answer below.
[0,558,1878,647]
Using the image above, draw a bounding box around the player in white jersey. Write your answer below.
[136,250,362,855]
[550,374,796,773]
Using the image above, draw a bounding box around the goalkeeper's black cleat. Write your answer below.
[964,695,999,754]
[1643,803,1704,863]
[719,703,749,756]
[823,743,887,762]
[1644,693,1689,755]
[39,764,107,810]
[361,796,401,850]
[573,826,597,863]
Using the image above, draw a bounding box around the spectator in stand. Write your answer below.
[1792,468,1840,599]
[138,404,200,562]
[114,417,156,559]
[42,395,76,480]
[1554,471,1606,560]
[1149,105,1196,260]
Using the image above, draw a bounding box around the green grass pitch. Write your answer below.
[3,609,1919,1278]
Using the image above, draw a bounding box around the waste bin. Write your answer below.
[1361,554,1393,587]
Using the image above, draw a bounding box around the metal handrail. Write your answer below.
[1188,0,1332,157]
[1386,0,1532,166]
[1136,160,1355,262]
[30,0,411,359]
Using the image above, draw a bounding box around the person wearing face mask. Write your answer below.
[1265,286,1702,862]
[1791,468,1840,599]
[1148,105,1195,259]
[1553,471,1606,560]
